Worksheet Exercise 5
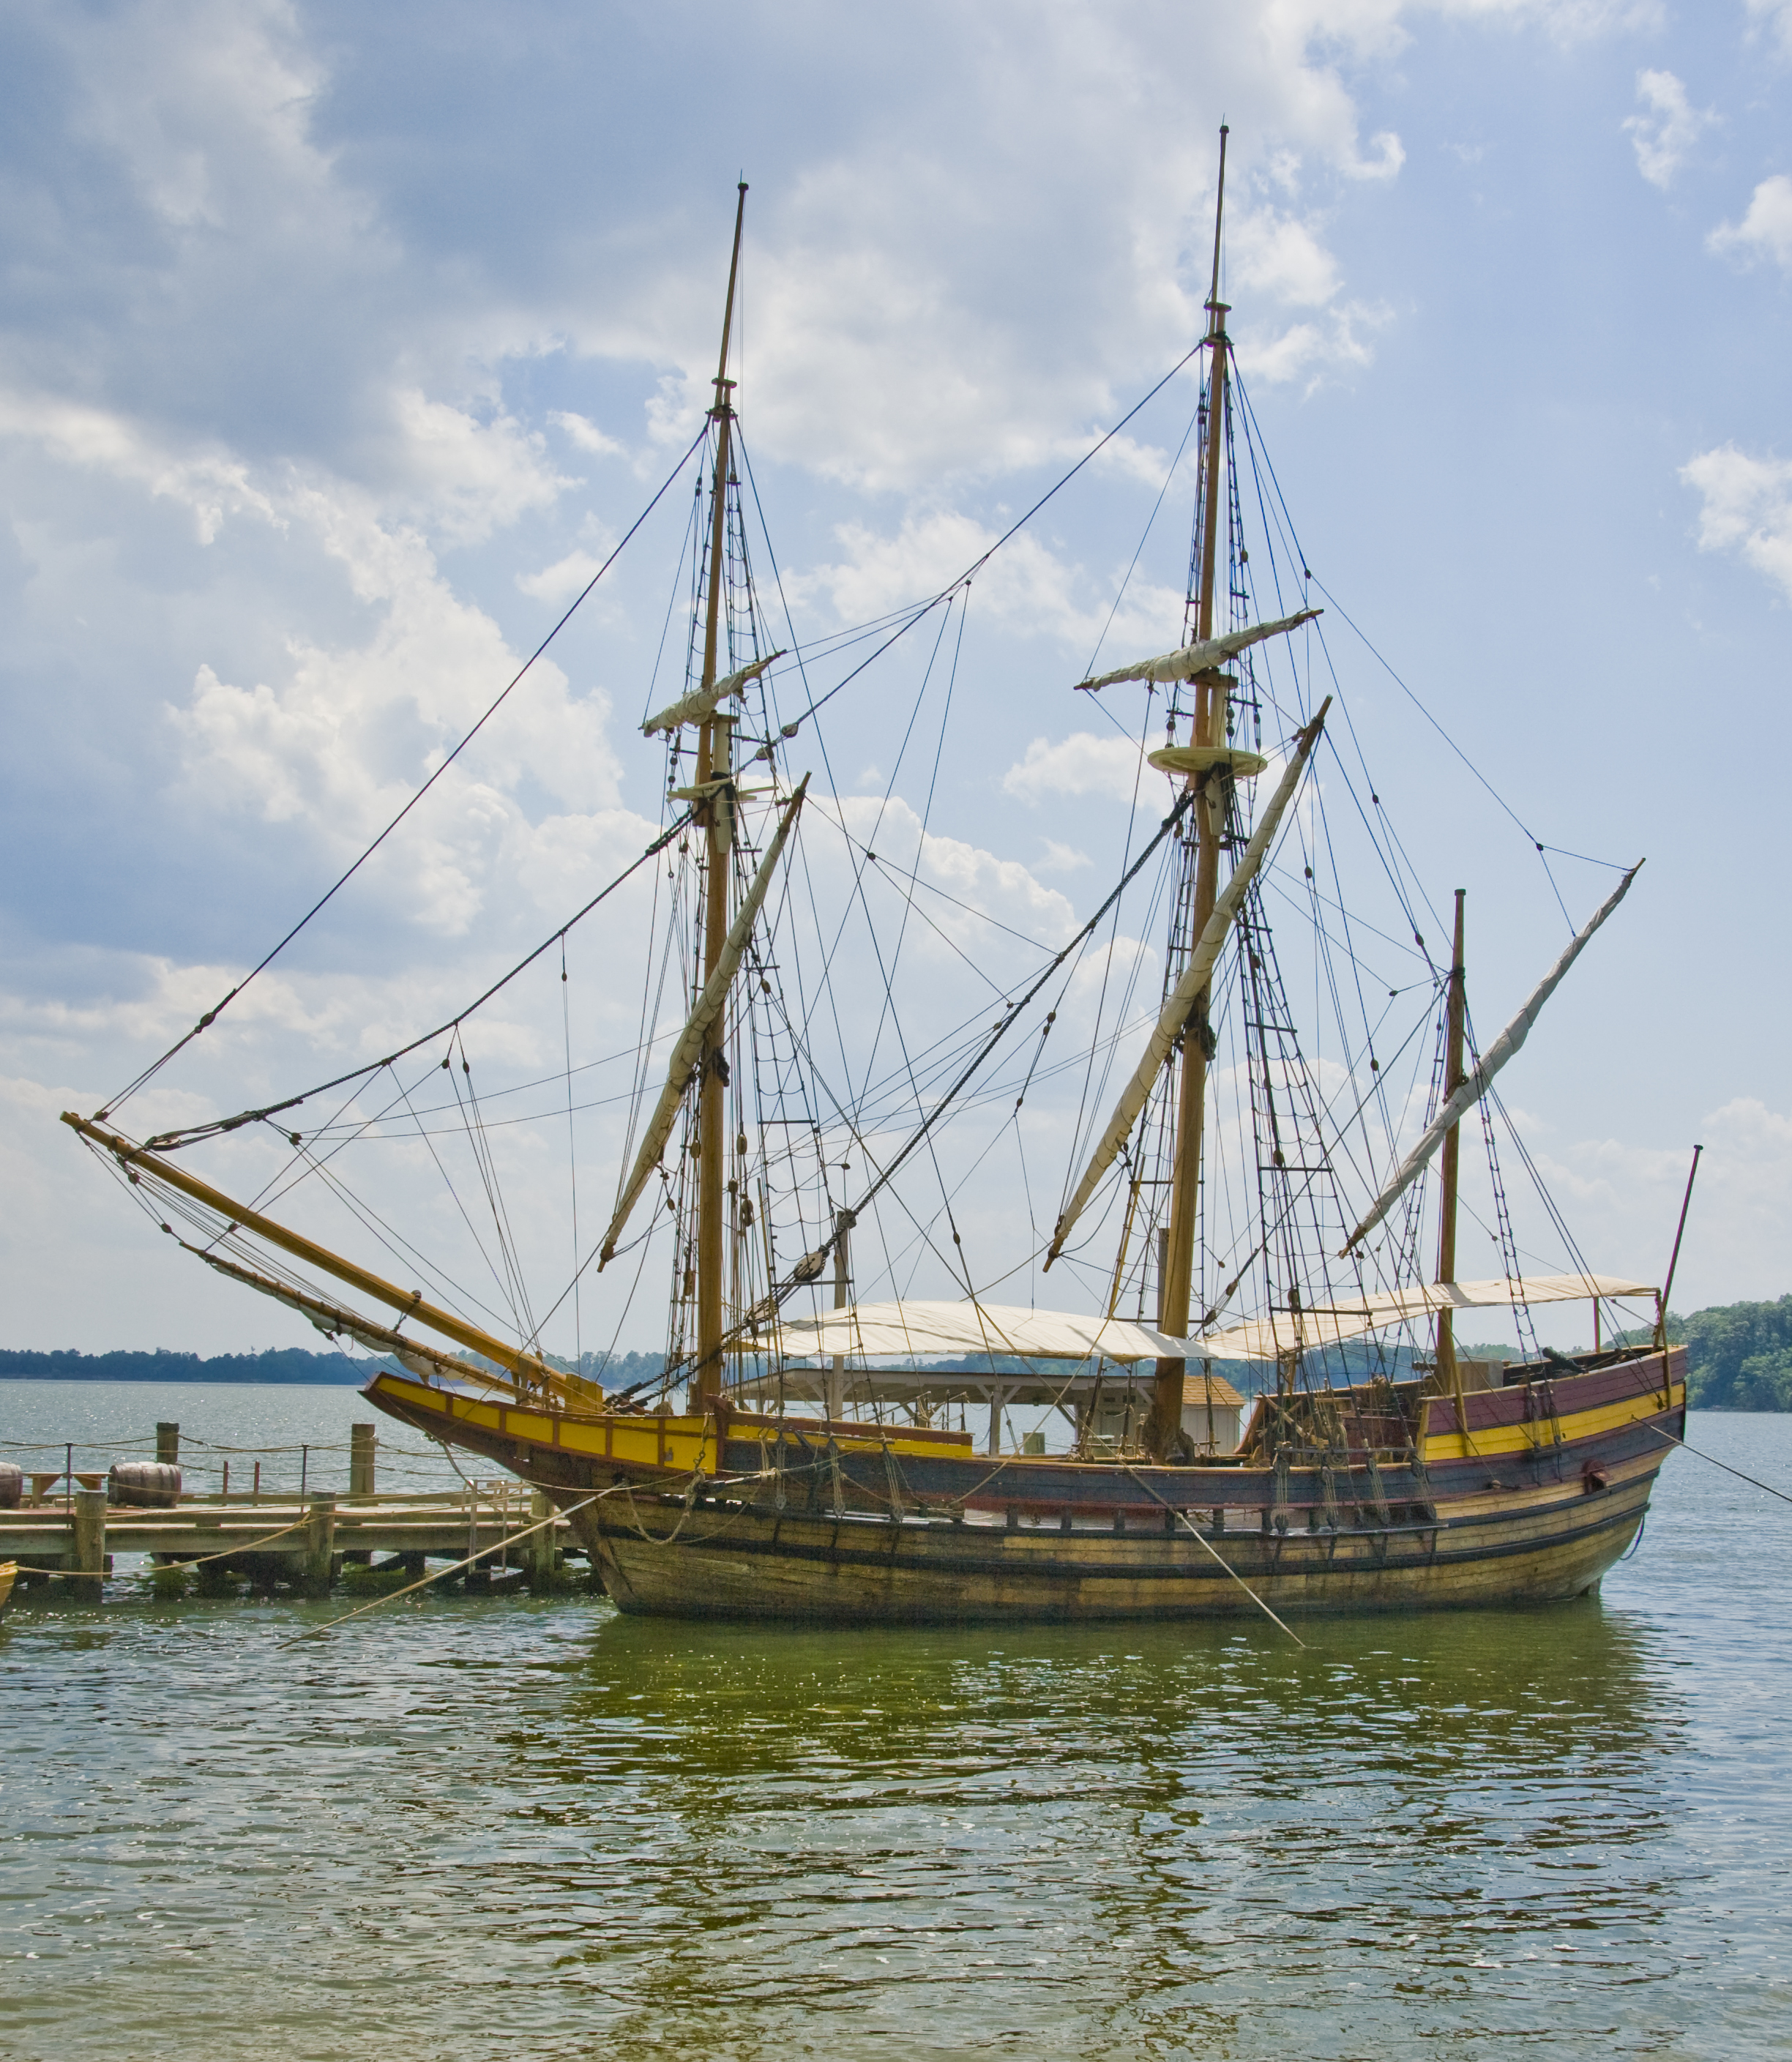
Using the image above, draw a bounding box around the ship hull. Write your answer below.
[365,1348,1684,1625]
[582,1460,1656,1624]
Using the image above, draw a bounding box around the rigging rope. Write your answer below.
[141,810,695,1152]
[102,422,712,1122]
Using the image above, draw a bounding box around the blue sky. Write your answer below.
[1,0,1788,1354]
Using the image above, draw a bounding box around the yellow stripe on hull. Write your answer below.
[1422,1381,1682,1465]
[365,1371,974,1475]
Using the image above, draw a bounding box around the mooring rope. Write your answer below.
[1122,1465,1307,1647]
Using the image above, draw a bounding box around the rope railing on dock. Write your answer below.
[13,1514,314,1581]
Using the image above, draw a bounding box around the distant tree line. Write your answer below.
[1613,1296,1792,1411]
[0,1346,386,1385]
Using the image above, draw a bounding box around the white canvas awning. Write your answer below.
[770,1273,1653,1370]
[772,1299,1187,1364]
[1200,1272,1655,1363]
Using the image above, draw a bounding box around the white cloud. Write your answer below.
[791,508,1184,660]
[1745,0,1792,57]
[1623,71,1717,190]
[389,392,572,547]
[1537,1098,1792,1311]
[1709,174,1792,272]
[1003,732,1166,809]
[0,387,280,544]
[57,0,345,236]
[1680,444,1792,602]
[517,548,608,604]
[548,411,625,458]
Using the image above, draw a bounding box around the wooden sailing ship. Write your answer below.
[66,148,1684,1627]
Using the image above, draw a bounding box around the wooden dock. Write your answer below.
[0,1418,586,1604]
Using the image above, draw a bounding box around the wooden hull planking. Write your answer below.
[582,1460,1658,1624]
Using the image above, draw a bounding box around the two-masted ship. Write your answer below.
[66,146,1684,1626]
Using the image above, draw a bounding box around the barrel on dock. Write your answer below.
[0,1462,22,1509]
[109,1461,182,1508]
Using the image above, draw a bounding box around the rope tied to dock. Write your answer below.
[285,1494,602,1643]
[14,1512,313,1582]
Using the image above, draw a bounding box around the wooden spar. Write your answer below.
[1044,705,1327,1270]
[59,1112,566,1394]
[1148,124,1228,1463]
[596,778,808,1266]
[1433,890,1473,1448]
[695,182,749,1412]
[1338,862,1640,1256]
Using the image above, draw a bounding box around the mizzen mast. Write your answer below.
[693,182,749,1413]
[1146,125,1231,1461]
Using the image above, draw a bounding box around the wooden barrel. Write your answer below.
[0,1462,21,1509]
[108,1460,181,1508]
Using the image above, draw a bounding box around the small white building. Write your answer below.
[1181,1370,1245,1454]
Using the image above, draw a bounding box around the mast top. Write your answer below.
[712,182,749,418]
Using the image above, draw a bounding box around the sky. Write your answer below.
[1,0,1788,1358]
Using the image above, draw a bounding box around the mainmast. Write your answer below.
[693,182,748,1413]
[1433,889,1471,1433]
[1146,126,1230,1461]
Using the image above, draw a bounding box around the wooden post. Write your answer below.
[349,1423,376,1498]
[156,1422,179,1468]
[302,1494,336,1598]
[525,1489,560,1591]
[70,1487,108,1604]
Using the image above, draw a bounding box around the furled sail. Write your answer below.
[1201,1271,1654,1363]
[641,650,785,736]
[597,776,809,1266]
[1076,608,1319,692]
[1339,864,1641,1256]
[774,1299,1187,1364]
[1043,701,1329,1268]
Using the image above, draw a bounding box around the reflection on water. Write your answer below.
[1,1403,1787,2061]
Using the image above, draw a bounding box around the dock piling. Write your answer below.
[525,1490,559,1591]
[349,1423,377,1498]
[71,1487,108,1603]
[302,1495,337,1598]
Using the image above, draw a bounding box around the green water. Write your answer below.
[1,1389,1787,2058]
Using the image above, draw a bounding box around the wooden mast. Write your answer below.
[1146,126,1229,1461]
[693,182,748,1413]
[1434,889,1471,1439]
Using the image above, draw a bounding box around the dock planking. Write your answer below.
[1,1419,586,1602]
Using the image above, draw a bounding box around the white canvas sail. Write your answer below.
[1078,608,1319,692]
[598,778,807,1265]
[1044,701,1328,1268]
[642,650,784,736]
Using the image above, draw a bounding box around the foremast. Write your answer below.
[1146,126,1231,1461]
[693,183,748,1413]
